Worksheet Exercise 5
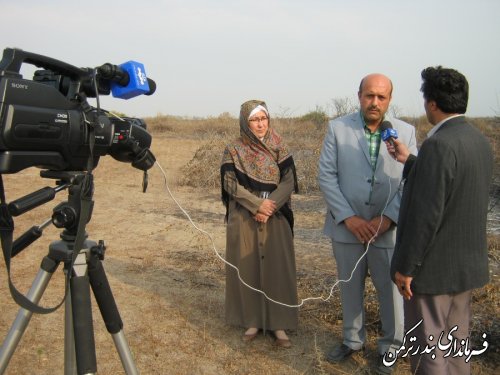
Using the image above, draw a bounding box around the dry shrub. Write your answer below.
[177,117,326,192]
[179,135,227,188]
[145,113,237,138]
[488,234,500,259]
[293,148,321,194]
[275,117,325,193]
[402,116,499,171]
[170,115,499,197]
[400,115,433,146]
[471,117,500,181]
[143,114,176,133]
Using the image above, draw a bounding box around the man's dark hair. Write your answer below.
[420,66,469,114]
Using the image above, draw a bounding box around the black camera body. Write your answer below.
[0,48,155,173]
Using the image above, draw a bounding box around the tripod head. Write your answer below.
[0,172,135,375]
[7,170,94,258]
[42,171,93,236]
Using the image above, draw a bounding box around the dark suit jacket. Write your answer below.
[391,116,493,294]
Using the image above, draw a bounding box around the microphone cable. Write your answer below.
[155,161,395,308]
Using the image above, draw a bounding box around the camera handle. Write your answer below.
[0,48,87,79]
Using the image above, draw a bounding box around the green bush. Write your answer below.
[299,108,329,127]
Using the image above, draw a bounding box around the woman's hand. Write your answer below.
[258,199,276,216]
[254,213,270,223]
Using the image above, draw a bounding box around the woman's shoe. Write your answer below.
[275,338,292,348]
[242,328,258,342]
[273,330,292,348]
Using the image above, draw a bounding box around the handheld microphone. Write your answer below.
[97,61,156,99]
[380,120,398,146]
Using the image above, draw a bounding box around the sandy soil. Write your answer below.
[0,135,496,374]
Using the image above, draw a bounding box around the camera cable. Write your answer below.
[156,161,396,308]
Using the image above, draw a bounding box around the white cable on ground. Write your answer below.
[155,161,393,308]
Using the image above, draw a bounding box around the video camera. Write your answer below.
[0,47,156,174]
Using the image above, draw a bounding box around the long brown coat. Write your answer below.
[223,168,298,331]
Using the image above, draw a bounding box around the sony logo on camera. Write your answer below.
[0,47,156,173]
[11,82,29,90]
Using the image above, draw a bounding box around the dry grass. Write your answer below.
[159,114,500,195]
[155,115,326,194]
[0,114,497,374]
[148,113,500,373]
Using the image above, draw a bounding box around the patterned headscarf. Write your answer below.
[220,100,298,229]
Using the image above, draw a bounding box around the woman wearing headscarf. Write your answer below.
[220,100,299,348]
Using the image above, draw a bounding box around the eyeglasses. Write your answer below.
[249,116,268,123]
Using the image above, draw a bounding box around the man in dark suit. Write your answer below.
[386,66,493,374]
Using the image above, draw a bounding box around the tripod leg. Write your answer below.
[0,256,59,374]
[88,252,139,375]
[70,251,97,375]
[64,279,77,375]
[112,332,139,375]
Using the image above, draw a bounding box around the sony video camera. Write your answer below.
[0,48,156,174]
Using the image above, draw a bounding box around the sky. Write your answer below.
[1,0,499,119]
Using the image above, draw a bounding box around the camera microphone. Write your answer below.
[380,120,398,146]
[97,61,156,99]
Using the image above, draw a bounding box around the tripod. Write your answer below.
[0,172,139,375]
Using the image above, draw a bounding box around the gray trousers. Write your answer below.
[332,241,404,355]
[404,290,472,375]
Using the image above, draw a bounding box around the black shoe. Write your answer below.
[374,355,395,375]
[326,344,362,363]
